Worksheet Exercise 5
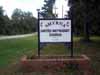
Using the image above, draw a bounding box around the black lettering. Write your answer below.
[49,33,62,36]
[52,21,55,25]
[41,29,51,32]
[53,30,57,32]
[59,22,63,25]
[48,22,51,25]
[56,21,58,25]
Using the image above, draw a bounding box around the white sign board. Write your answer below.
[39,19,71,43]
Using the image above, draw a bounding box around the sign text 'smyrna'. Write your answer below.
[39,20,71,43]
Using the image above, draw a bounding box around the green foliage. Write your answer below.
[11,8,37,35]
[0,7,37,35]
[41,0,56,18]
[0,6,5,34]
[68,0,100,37]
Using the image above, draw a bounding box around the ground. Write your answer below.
[0,34,100,75]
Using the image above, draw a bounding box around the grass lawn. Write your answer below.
[0,35,38,68]
[0,34,100,75]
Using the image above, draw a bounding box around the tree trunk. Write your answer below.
[82,2,91,42]
[83,23,90,42]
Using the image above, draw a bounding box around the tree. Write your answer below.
[11,8,37,34]
[11,8,23,34]
[3,15,11,35]
[41,0,56,18]
[0,7,37,35]
[68,0,85,35]
[83,0,100,36]
[21,11,37,33]
[0,6,5,35]
[68,0,100,42]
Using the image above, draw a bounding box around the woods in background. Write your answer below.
[0,7,37,35]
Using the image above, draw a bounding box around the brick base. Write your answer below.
[20,55,93,75]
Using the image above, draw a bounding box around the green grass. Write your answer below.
[0,35,38,68]
[0,35,82,68]
[0,35,100,75]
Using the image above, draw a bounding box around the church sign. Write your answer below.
[39,19,71,43]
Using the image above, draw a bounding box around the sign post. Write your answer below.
[37,9,41,57]
[38,18,73,57]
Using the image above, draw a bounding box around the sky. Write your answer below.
[0,0,69,18]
